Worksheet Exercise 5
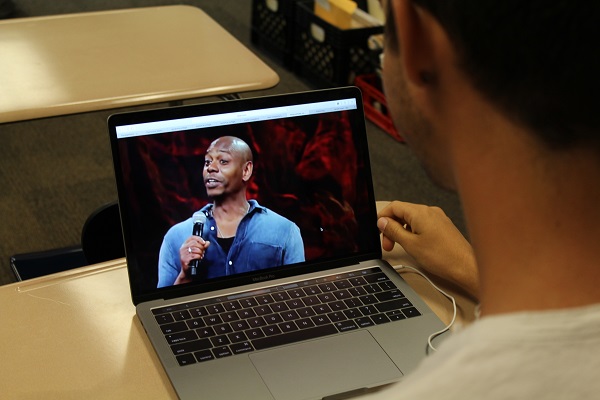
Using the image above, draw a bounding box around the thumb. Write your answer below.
[377,216,389,233]
[377,217,395,252]
[377,217,410,250]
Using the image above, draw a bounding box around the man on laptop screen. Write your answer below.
[157,136,305,287]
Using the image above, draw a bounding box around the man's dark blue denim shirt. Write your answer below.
[157,200,304,287]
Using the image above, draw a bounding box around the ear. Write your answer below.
[391,0,445,88]
[242,161,253,182]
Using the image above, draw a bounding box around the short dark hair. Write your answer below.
[386,0,600,150]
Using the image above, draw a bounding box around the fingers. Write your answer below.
[378,200,429,229]
[184,237,208,252]
[180,237,210,270]
[378,200,412,222]
[377,201,420,249]
[377,215,412,251]
[189,242,210,258]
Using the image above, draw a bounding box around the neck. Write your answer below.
[212,195,249,220]
[451,114,600,316]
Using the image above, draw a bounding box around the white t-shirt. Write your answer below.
[390,303,600,399]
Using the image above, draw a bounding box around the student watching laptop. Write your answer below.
[376,0,600,398]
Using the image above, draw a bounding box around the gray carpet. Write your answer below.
[0,0,464,286]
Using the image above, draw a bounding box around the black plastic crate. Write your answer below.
[251,0,298,69]
[293,0,383,87]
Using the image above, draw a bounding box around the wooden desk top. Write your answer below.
[0,202,476,399]
[0,6,279,123]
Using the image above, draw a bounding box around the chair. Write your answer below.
[81,201,125,265]
[10,201,125,281]
[10,246,88,281]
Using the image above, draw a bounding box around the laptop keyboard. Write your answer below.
[152,267,421,366]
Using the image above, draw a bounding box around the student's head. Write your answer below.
[203,136,253,199]
[383,0,600,153]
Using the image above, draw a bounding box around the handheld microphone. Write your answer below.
[190,211,207,276]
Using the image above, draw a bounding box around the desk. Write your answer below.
[0,5,279,123]
[0,203,476,399]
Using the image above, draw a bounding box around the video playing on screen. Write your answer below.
[116,109,373,292]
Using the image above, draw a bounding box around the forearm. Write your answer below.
[435,245,479,302]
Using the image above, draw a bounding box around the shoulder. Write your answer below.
[251,201,295,226]
[398,307,600,398]
[164,216,194,239]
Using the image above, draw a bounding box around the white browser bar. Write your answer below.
[115,98,357,138]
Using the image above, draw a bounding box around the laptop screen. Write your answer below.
[108,87,381,304]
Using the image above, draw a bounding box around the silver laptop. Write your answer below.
[108,87,445,400]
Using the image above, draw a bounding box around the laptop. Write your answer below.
[108,86,446,400]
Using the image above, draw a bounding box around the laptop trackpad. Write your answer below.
[249,330,403,400]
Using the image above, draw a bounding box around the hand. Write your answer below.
[174,236,210,285]
[377,201,479,300]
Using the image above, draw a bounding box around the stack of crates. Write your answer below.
[251,0,383,87]
[251,0,402,142]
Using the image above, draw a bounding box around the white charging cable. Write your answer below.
[393,264,457,352]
